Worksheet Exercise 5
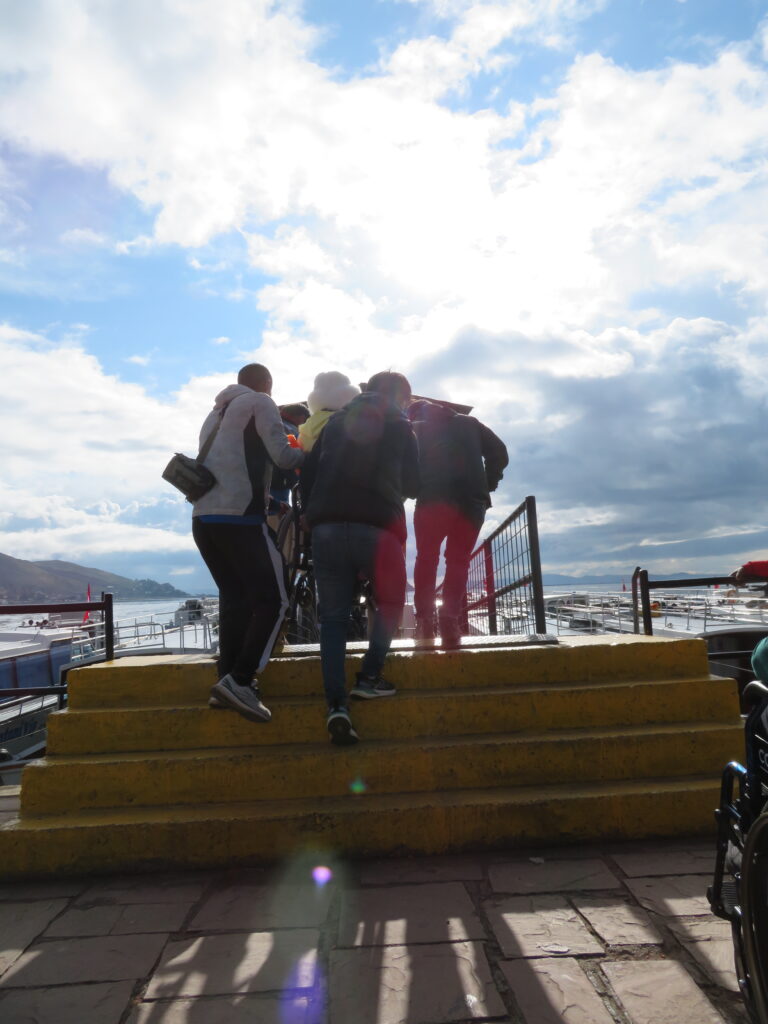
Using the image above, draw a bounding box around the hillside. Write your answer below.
[0,552,189,603]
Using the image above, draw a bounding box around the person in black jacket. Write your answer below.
[408,399,508,647]
[303,371,420,745]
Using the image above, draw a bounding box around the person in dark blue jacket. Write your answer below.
[302,371,420,745]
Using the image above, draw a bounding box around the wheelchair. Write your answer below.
[709,679,768,1023]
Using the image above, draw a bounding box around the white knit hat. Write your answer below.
[307,371,360,414]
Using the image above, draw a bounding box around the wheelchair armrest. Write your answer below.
[742,680,768,708]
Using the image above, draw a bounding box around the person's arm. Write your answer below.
[254,397,305,470]
[299,427,323,508]
[400,422,421,499]
[733,561,768,582]
[477,421,508,492]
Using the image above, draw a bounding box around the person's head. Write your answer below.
[238,363,272,395]
[365,371,412,410]
[279,402,310,427]
[307,371,360,414]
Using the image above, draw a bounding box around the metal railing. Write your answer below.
[461,495,546,636]
[0,593,115,660]
[631,568,738,635]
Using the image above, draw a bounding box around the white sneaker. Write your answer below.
[209,674,271,723]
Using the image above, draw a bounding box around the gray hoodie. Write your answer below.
[192,384,304,518]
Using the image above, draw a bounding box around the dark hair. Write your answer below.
[365,371,412,407]
[237,363,271,388]
[279,402,310,425]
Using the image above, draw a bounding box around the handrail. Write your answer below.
[458,495,546,636]
[0,593,114,659]
[631,568,748,636]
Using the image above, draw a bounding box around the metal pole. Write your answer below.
[631,567,640,633]
[640,570,653,635]
[526,495,546,634]
[103,592,114,660]
[484,543,498,635]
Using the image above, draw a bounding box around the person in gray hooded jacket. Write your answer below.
[192,363,304,723]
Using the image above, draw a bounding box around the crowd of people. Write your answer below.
[191,363,508,745]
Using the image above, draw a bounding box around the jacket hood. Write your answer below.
[213,383,254,410]
[408,399,457,424]
[307,372,360,414]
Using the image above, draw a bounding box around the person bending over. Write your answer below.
[408,398,508,647]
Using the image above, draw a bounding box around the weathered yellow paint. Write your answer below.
[48,674,738,756]
[21,721,740,816]
[0,636,739,878]
[66,635,710,709]
[0,777,720,879]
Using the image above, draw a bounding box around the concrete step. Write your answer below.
[66,635,711,709]
[47,675,739,755]
[21,721,740,815]
[0,775,723,878]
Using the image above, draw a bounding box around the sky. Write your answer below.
[1,0,768,594]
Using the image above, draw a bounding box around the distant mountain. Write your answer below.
[0,552,189,603]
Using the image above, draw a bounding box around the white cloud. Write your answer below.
[1,2,768,577]
[60,227,108,246]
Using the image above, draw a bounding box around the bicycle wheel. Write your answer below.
[741,811,768,1023]
[287,568,320,645]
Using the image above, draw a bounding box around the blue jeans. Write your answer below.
[312,522,406,707]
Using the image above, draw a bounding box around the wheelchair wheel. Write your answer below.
[741,811,768,1024]
[286,569,320,645]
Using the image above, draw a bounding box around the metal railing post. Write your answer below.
[526,495,546,633]
[103,592,114,660]
[484,543,498,635]
[639,570,653,635]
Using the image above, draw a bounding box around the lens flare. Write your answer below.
[349,776,367,795]
[312,865,332,886]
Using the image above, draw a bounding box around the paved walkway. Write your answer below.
[0,783,748,1024]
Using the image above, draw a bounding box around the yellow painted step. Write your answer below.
[0,776,721,879]
[66,636,711,710]
[21,721,740,815]
[47,676,740,756]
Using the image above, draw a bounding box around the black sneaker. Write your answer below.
[350,673,396,699]
[209,674,271,722]
[327,704,359,745]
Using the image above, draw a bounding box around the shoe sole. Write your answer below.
[210,685,271,723]
[350,688,396,700]
[208,697,225,708]
[327,716,359,745]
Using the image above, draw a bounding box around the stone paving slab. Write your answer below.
[572,895,663,947]
[501,956,616,1024]
[489,856,622,894]
[602,959,728,1024]
[145,929,319,998]
[624,874,712,917]
[0,837,751,1024]
[129,993,315,1024]
[45,901,193,937]
[485,894,604,958]
[0,980,135,1024]
[330,941,505,1023]
[0,898,69,975]
[358,855,484,886]
[338,881,485,947]
[190,882,333,931]
[610,843,715,878]
[2,933,169,986]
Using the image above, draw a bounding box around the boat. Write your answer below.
[172,597,218,627]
